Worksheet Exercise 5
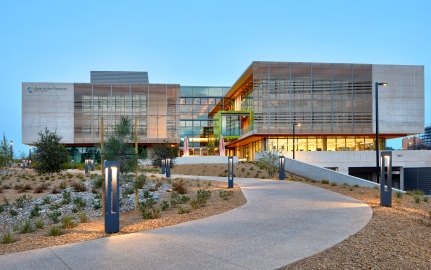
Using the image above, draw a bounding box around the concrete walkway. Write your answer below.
[0,176,372,270]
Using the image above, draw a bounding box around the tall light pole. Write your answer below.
[375,82,388,183]
[9,140,13,161]
[292,123,301,159]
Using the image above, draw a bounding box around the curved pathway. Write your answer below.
[0,176,372,270]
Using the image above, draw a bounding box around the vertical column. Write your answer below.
[380,151,392,207]
[227,156,234,188]
[104,161,120,233]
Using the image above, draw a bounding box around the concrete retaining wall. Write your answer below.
[285,158,380,188]
[173,156,238,165]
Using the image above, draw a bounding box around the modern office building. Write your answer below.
[22,61,424,161]
[214,62,424,160]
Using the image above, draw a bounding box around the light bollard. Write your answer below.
[380,151,392,207]
[165,158,171,178]
[279,156,285,180]
[104,161,120,233]
[84,159,89,175]
[227,156,234,188]
[160,159,166,174]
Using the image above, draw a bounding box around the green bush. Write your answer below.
[180,195,190,204]
[79,212,88,223]
[9,209,18,217]
[47,226,63,236]
[160,201,170,211]
[41,196,51,205]
[62,216,76,229]
[219,190,233,201]
[396,191,403,199]
[92,198,102,210]
[73,196,86,209]
[177,206,191,214]
[424,196,429,203]
[321,180,329,185]
[191,189,212,209]
[48,210,61,224]
[330,182,338,186]
[61,190,71,205]
[35,218,44,229]
[30,204,41,218]
[15,194,32,208]
[414,195,421,204]
[170,191,181,207]
[20,220,34,234]
[92,176,103,190]
[134,174,146,189]
[139,198,160,219]
[1,232,15,244]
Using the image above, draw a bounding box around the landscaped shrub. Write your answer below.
[190,189,211,209]
[41,196,51,205]
[51,186,61,194]
[92,197,102,210]
[15,194,32,208]
[30,204,41,218]
[19,220,34,234]
[61,190,71,205]
[139,198,160,219]
[9,209,18,217]
[170,191,181,207]
[172,179,187,194]
[135,174,146,189]
[330,182,338,186]
[48,210,61,224]
[414,195,421,204]
[34,183,49,193]
[160,201,170,211]
[47,226,63,236]
[424,196,429,203]
[396,191,403,199]
[1,232,15,244]
[321,180,329,185]
[92,176,103,190]
[35,218,44,229]
[62,216,76,229]
[219,190,233,201]
[73,196,86,209]
[180,195,190,204]
[71,181,87,192]
[59,182,68,190]
[177,206,191,214]
[79,212,88,223]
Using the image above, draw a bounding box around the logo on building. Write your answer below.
[27,86,33,93]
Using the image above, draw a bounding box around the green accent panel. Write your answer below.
[213,110,253,139]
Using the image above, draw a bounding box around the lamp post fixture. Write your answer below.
[375,82,388,183]
[9,140,13,161]
[292,123,301,159]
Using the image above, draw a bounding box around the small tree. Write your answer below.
[33,128,69,173]
[104,116,137,173]
[150,141,178,168]
[255,150,281,177]
[0,133,11,167]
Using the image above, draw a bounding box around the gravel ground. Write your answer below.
[280,177,431,270]
[0,174,246,255]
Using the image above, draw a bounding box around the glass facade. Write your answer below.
[74,83,179,145]
[221,62,386,160]
[179,86,229,155]
[249,62,373,134]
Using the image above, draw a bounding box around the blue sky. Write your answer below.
[1,0,430,156]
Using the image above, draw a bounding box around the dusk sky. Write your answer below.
[1,0,430,156]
